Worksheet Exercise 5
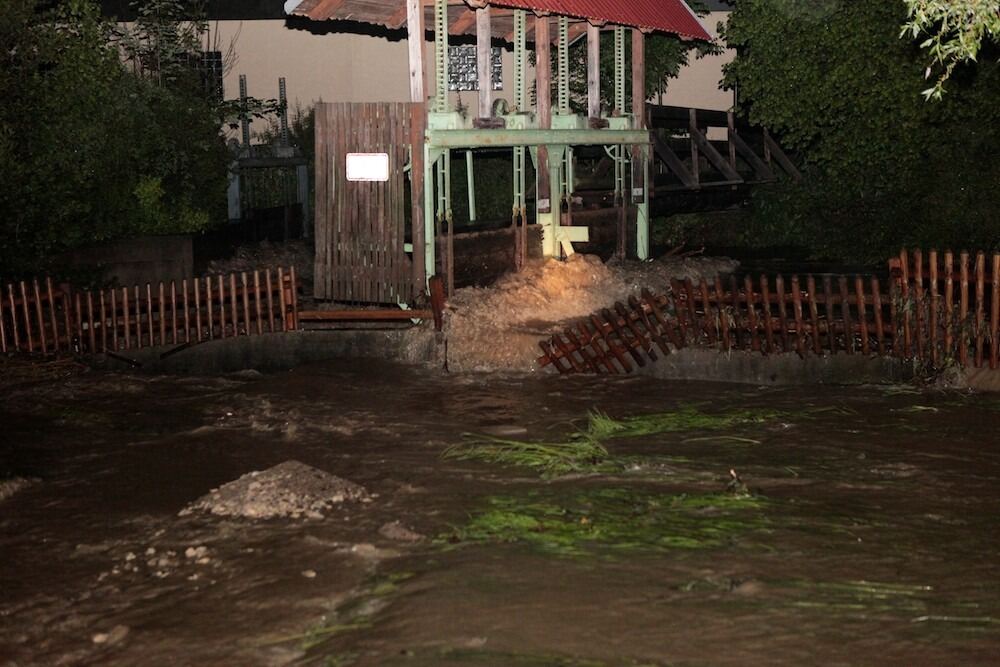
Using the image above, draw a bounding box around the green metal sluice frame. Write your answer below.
[420,0,651,282]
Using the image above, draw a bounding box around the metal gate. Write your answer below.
[314,102,414,303]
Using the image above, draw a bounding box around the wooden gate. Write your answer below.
[314,102,414,303]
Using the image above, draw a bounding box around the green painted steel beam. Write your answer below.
[428,129,649,148]
[434,0,449,114]
[557,18,569,116]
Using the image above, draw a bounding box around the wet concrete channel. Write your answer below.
[1,359,999,665]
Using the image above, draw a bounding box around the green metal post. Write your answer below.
[557,18,569,116]
[465,150,476,224]
[434,0,449,113]
[513,10,528,112]
[635,145,650,260]
[424,147,436,277]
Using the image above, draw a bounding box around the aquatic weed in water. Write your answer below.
[443,488,769,557]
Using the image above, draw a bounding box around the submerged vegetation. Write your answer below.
[444,405,784,477]
[443,488,769,558]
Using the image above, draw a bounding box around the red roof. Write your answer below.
[287,0,712,42]
[492,0,712,41]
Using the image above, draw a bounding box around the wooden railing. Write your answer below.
[539,249,1000,374]
[889,248,999,369]
[1,267,299,357]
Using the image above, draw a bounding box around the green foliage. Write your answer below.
[722,1,1000,262]
[0,0,230,276]
[901,0,1000,99]
[444,488,769,557]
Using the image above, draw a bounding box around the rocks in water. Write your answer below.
[180,460,369,520]
[379,521,425,543]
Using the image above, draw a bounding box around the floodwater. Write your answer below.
[1,360,999,666]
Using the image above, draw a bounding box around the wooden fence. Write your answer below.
[889,249,999,370]
[539,249,1000,374]
[1,267,299,357]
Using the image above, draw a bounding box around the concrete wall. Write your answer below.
[205,19,524,135]
[657,11,735,112]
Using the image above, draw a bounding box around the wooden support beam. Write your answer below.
[587,23,601,119]
[476,6,492,118]
[535,15,552,213]
[631,28,646,205]
[651,134,697,188]
[407,0,427,293]
[729,130,776,181]
[763,131,803,181]
[689,121,743,183]
[450,9,477,34]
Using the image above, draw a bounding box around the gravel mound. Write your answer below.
[180,460,369,520]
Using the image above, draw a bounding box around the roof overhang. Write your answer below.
[285,0,712,43]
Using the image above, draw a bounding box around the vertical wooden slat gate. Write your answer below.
[314,102,414,304]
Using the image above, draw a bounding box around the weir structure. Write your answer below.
[286,0,713,302]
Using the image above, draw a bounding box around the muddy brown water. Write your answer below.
[1,360,999,666]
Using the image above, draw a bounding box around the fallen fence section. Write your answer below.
[539,250,1000,374]
[1,267,299,356]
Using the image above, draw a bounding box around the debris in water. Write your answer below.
[180,460,369,520]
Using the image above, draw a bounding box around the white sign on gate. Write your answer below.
[346,153,389,182]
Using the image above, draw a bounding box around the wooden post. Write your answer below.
[407,0,427,295]
[86,291,96,353]
[170,281,178,346]
[791,275,805,356]
[871,277,885,355]
[20,282,33,353]
[476,6,492,119]
[807,275,821,354]
[855,276,869,355]
[760,275,774,354]
[45,278,59,352]
[775,274,790,352]
[158,282,166,346]
[535,15,552,218]
[99,290,108,352]
[959,251,969,366]
[278,267,288,332]
[121,287,130,350]
[975,251,985,367]
[253,270,263,335]
[944,251,954,360]
[587,23,601,119]
[838,276,853,354]
[241,272,251,336]
[991,253,999,370]
[229,273,239,336]
[822,276,836,353]
[900,248,912,358]
[928,249,939,366]
[913,248,924,360]
[745,275,760,352]
[32,280,47,354]
[145,283,153,347]
[265,269,275,333]
[110,288,119,351]
[715,276,730,352]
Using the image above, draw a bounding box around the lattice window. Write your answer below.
[448,46,502,91]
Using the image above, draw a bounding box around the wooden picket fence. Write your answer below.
[538,248,1000,374]
[0,267,299,357]
[889,248,999,370]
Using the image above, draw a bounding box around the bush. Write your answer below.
[0,0,230,277]
[722,1,1000,263]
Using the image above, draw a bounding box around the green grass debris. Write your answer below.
[442,488,769,557]
[443,405,784,477]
